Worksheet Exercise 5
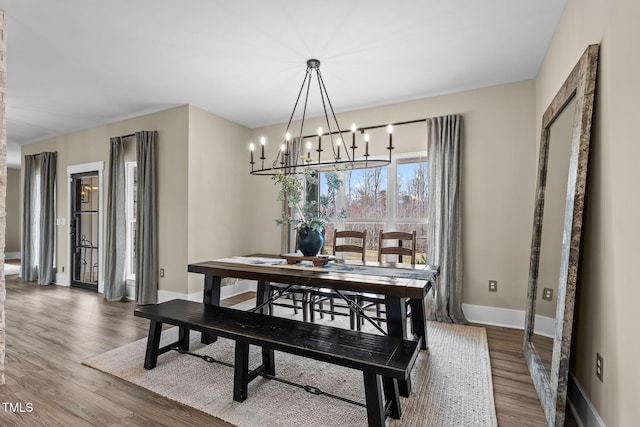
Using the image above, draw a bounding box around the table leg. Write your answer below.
[256,280,271,314]
[256,281,275,375]
[409,296,429,350]
[201,275,221,344]
[385,295,411,397]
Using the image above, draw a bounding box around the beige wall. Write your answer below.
[248,80,538,312]
[5,168,19,254]
[535,0,640,423]
[21,105,190,294]
[186,105,253,295]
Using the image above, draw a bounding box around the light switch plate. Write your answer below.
[542,288,553,301]
[488,280,498,292]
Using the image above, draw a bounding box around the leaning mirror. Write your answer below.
[524,44,599,427]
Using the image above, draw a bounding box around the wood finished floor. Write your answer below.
[1,272,559,426]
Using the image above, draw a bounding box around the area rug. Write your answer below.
[83,301,497,427]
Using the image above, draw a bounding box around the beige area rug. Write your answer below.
[83,301,497,427]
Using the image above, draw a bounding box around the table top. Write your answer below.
[188,256,439,299]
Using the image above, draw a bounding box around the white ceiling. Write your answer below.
[0,0,566,168]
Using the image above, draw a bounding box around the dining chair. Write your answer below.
[264,248,311,321]
[309,229,367,329]
[358,230,418,326]
[378,230,417,264]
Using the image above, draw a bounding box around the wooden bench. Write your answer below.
[134,299,421,427]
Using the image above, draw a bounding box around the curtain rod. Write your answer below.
[299,118,428,139]
[117,130,156,139]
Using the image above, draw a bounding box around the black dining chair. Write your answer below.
[357,230,418,326]
[309,229,367,329]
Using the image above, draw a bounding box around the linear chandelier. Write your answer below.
[248,59,395,176]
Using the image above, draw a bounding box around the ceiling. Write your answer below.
[0,0,565,168]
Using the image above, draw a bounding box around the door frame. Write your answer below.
[66,161,104,293]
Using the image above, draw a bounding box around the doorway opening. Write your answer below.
[70,172,99,291]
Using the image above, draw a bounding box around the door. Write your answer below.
[70,172,99,290]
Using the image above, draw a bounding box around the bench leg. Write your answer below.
[363,372,385,427]
[262,347,275,376]
[144,320,163,370]
[178,327,190,351]
[383,377,402,419]
[234,341,250,402]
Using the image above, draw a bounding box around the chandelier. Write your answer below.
[248,59,395,176]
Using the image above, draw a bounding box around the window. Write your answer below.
[319,152,428,262]
[125,162,137,279]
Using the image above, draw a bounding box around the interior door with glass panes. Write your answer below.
[70,172,99,290]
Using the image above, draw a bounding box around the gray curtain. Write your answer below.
[135,131,158,305]
[425,115,467,324]
[38,152,56,286]
[104,137,126,301]
[20,155,37,281]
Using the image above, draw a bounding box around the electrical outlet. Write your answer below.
[542,288,554,301]
[596,353,604,382]
[160,268,165,278]
[488,280,498,292]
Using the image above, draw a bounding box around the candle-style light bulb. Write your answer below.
[350,123,357,159]
[317,127,322,152]
[336,138,342,160]
[280,143,286,152]
[364,133,370,156]
[249,142,255,164]
[260,136,266,158]
[285,132,291,141]
[387,124,394,149]
[306,140,312,162]
[387,124,393,134]
[317,127,323,136]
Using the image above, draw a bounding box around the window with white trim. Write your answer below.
[319,152,428,262]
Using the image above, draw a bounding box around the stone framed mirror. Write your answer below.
[524,44,599,427]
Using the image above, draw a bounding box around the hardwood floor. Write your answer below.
[1,274,558,426]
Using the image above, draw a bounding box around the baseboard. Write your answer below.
[4,251,20,260]
[461,303,554,337]
[156,280,258,303]
[54,273,70,286]
[568,373,605,427]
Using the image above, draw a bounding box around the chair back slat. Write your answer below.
[333,230,367,262]
[377,230,417,264]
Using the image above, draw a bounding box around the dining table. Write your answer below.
[188,255,439,396]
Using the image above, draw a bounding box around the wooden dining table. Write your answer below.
[188,255,439,396]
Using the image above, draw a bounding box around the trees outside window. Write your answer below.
[319,153,428,262]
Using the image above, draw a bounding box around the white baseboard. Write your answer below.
[461,303,554,337]
[156,280,257,304]
[568,373,605,427]
[4,252,20,260]
[54,273,70,286]
[126,280,135,300]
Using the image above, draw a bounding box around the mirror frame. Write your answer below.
[524,44,599,427]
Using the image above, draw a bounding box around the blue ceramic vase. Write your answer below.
[297,226,324,256]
